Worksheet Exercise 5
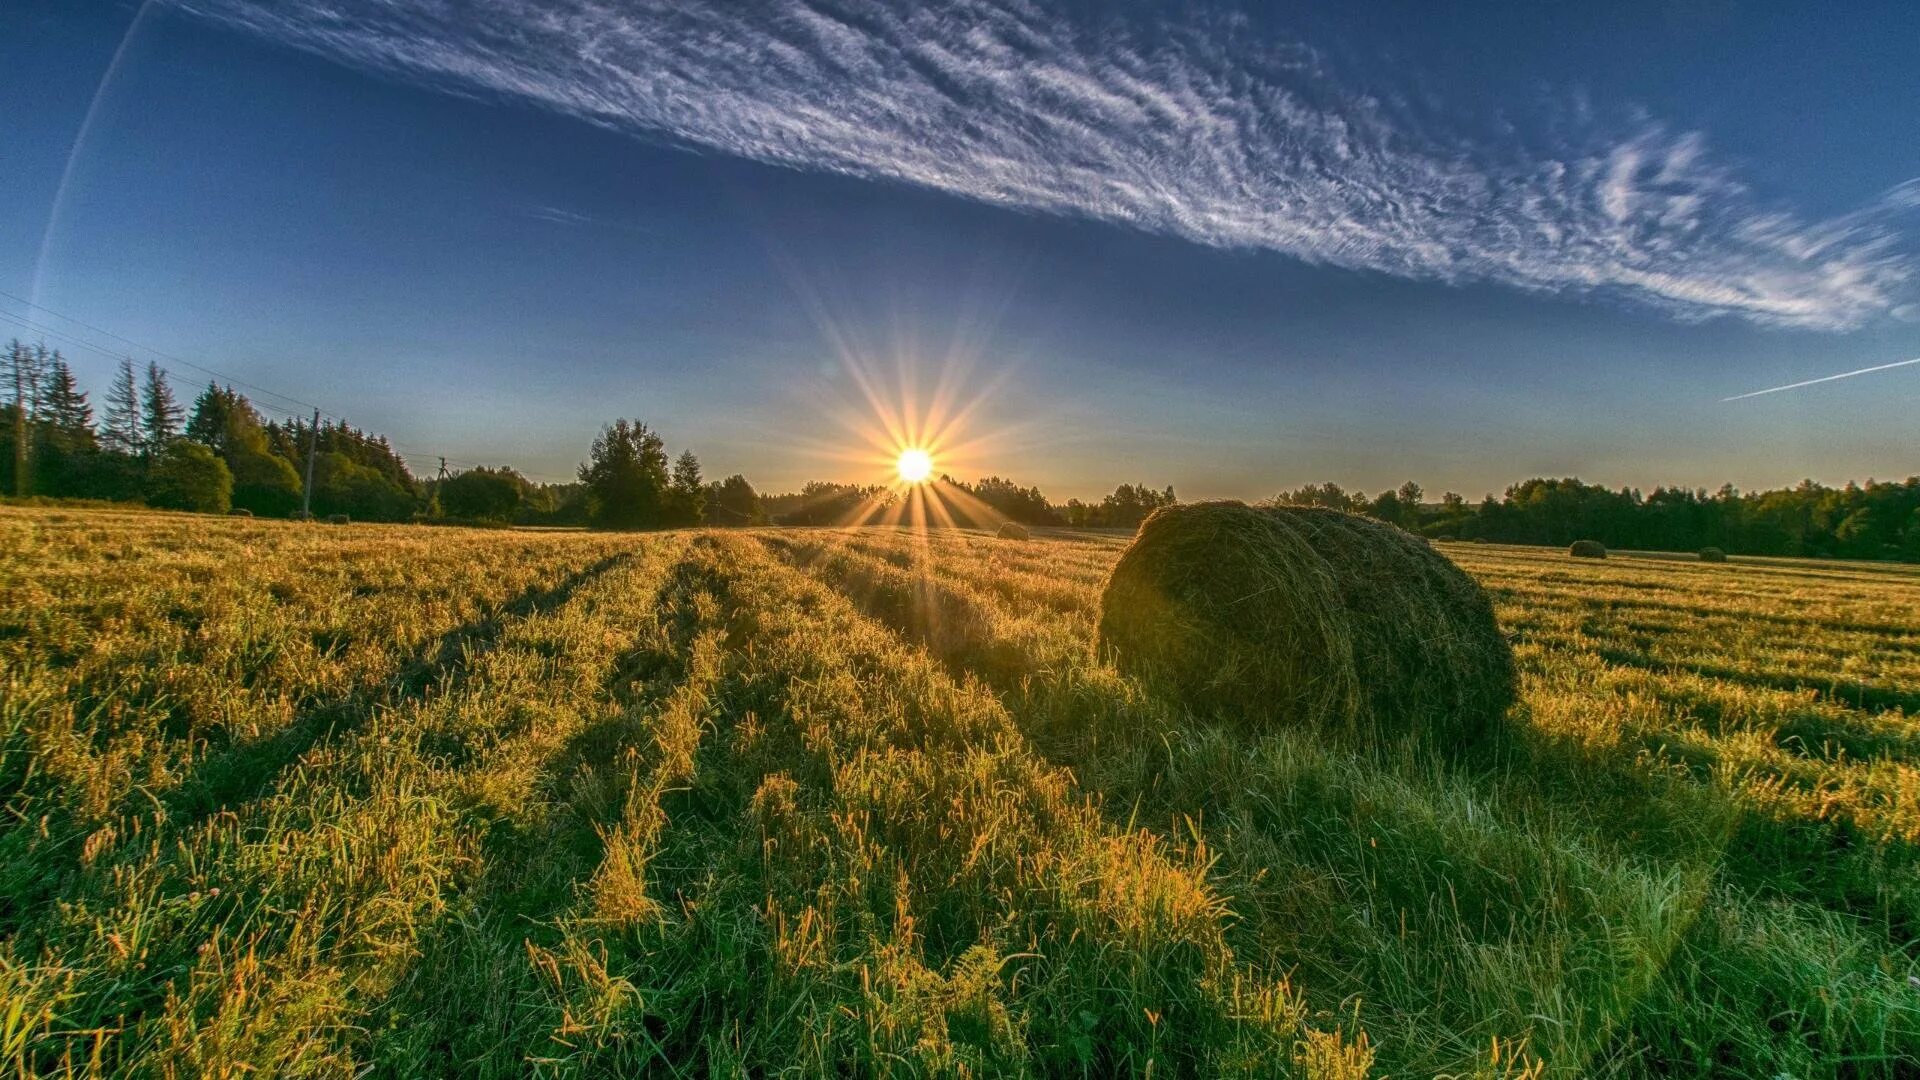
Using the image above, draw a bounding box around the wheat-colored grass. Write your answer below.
[3,507,1916,1077]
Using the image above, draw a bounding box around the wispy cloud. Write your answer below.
[523,204,653,234]
[524,205,599,228]
[171,0,1916,329]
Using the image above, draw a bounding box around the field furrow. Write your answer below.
[1,526,688,1075]
[769,528,1920,1076]
[5,511,1918,1078]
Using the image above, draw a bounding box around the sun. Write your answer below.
[896,447,934,485]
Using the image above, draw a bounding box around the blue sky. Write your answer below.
[4,0,1918,499]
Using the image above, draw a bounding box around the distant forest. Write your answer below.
[5,340,1916,561]
[1271,479,1920,563]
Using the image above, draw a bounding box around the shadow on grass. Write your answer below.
[768,533,1920,943]
[1643,681,1920,763]
[365,545,765,1074]
[0,552,642,938]
[1594,644,1920,716]
[167,552,637,824]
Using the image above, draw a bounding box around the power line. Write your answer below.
[0,289,338,420]
[0,309,333,425]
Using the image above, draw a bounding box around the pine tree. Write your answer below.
[142,361,183,451]
[670,449,705,525]
[40,354,93,451]
[186,383,255,456]
[102,358,142,454]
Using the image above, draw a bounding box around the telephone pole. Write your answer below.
[8,344,26,498]
[300,407,320,519]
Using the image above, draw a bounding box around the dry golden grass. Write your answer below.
[3,507,1916,1077]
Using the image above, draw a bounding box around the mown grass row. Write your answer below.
[1,513,685,1074]
[765,528,1920,1077]
[3,516,1380,1076]
[490,533,1377,1076]
[4,510,1916,1077]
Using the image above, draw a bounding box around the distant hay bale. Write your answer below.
[1569,540,1607,559]
[1698,547,1728,563]
[996,521,1031,540]
[227,508,253,518]
[325,514,351,526]
[1098,502,1515,743]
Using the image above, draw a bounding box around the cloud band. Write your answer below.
[171,0,1915,329]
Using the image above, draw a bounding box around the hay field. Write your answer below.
[3,507,1917,1077]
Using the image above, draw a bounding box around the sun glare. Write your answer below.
[786,323,1030,529]
[896,447,934,484]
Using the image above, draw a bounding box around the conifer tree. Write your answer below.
[40,355,93,450]
[102,358,143,454]
[141,362,184,451]
[670,449,706,525]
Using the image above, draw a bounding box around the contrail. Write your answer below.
[1722,356,1920,401]
[32,0,155,310]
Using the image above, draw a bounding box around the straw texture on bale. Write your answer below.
[996,521,1031,540]
[1098,501,1515,742]
[1698,547,1728,563]
[1569,540,1607,559]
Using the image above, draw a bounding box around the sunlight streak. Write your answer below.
[1721,356,1920,402]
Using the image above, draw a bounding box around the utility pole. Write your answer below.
[300,407,320,519]
[8,343,26,498]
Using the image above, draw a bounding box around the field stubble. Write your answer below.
[2,507,1917,1077]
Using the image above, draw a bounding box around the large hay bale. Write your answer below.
[226,508,254,518]
[325,513,351,526]
[996,521,1031,540]
[1098,502,1514,742]
[1568,540,1607,559]
[1698,547,1728,563]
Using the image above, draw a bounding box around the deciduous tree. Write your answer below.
[579,419,669,529]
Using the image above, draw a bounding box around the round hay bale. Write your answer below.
[1698,547,1727,563]
[325,513,351,526]
[226,508,254,518]
[996,521,1031,540]
[1097,501,1514,742]
[1568,540,1607,559]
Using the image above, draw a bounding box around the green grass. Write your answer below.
[3,507,1916,1077]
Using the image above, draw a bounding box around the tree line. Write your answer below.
[1273,477,1920,562]
[7,345,1914,561]
[3,342,430,520]
[567,428,1181,532]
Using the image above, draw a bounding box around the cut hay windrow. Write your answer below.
[1097,501,1515,742]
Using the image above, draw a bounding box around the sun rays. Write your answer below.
[827,366,1023,533]
[768,304,1036,535]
